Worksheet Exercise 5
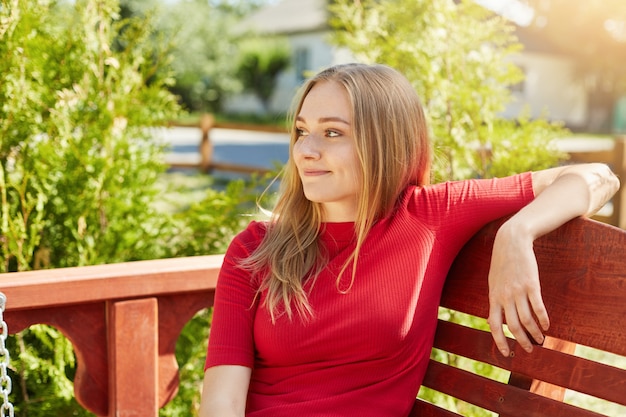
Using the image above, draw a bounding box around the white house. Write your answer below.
[225,0,590,131]
[506,26,589,130]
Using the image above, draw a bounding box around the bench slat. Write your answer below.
[419,361,606,417]
[433,319,626,406]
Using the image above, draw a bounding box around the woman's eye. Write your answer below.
[295,127,341,138]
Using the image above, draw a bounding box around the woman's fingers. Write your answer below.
[487,305,510,357]
[488,294,548,356]
[529,289,550,332]
[508,298,541,352]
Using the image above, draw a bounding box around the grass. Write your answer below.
[174,111,287,129]
[154,169,219,213]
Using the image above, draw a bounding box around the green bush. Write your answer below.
[0,1,267,415]
[1,0,181,272]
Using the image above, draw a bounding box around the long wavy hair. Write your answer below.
[243,63,431,322]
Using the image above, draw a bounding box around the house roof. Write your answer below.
[237,0,328,35]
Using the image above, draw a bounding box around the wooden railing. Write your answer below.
[2,255,223,416]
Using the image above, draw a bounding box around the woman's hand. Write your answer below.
[488,221,548,356]
[487,163,619,357]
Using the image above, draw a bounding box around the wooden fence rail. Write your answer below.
[168,114,287,175]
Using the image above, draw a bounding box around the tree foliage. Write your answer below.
[330,0,566,183]
[156,0,243,113]
[0,0,261,415]
[120,0,275,113]
[236,37,291,113]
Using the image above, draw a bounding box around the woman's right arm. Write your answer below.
[199,365,252,417]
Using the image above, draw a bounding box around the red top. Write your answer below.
[206,173,534,416]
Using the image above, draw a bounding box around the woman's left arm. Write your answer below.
[487,163,620,357]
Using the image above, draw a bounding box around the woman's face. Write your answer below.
[293,80,362,222]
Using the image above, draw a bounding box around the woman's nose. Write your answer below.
[295,134,321,159]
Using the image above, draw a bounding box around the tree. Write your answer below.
[158,0,243,113]
[0,0,263,415]
[236,37,291,113]
[329,0,566,183]
[120,0,279,113]
[0,0,181,412]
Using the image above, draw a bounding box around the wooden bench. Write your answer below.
[2,216,624,416]
[412,216,626,416]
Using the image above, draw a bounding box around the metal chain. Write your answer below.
[0,293,14,417]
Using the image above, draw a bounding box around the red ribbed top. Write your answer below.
[206,173,534,416]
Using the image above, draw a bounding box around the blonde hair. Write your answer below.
[244,63,431,322]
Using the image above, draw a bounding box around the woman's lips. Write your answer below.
[303,169,330,176]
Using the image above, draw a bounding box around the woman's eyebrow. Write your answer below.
[296,115,350,125]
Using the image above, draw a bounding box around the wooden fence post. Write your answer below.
[199,113,215,173]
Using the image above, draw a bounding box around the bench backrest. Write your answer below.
[412,217,626,417]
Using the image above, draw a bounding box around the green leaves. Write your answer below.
[236,37,291,113]
[329,0,566,183]
[0,1,180,414]
[0,0,184,269]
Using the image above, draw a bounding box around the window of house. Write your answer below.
[294,48,310,83]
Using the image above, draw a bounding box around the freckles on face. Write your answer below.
[293,81,362,222]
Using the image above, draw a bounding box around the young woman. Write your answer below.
[199,63,619,417]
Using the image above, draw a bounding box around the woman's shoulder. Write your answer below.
[231,220,268,248]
